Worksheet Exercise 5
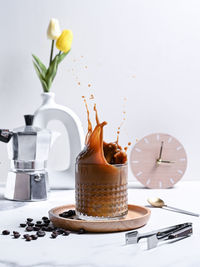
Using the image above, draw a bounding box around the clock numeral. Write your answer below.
[146,179,150,185]
[177,170,183,174]
[132,160,139,164]
[144,138,149,144]
[156,134,160,141]
[135,148,141,152]
[159,181,162,188]
[136,171,142,177]
[168,137,172,143]
[170,178,174,184]
[176,146,182,151]
[179,158,186,162]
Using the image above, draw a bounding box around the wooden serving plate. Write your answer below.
[49,204,151,233]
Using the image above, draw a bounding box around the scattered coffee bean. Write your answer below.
[46,226,54,232]
[42,226,49,232]
[33,226,40,231]
[78,228,85,234]
[56,228,65,235]
[63,230,70,236]
[26,226,33,232]
[13,231,19,235]
[13,233,20,239]
[23,234,30,239]
[31,235,38,240]
[2,230,10,235]
[51,232,58,239]
[27,222,34,227]
[20,223,27,228]
[25,236,32,241]
[37,230,46,237]
[42,216,49,221]
[26,218,33,222]
[34,224,42,228]
[43,219,50,224]
[36,221,42,225]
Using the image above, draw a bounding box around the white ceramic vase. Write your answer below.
[33,92,85,189]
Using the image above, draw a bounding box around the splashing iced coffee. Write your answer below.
[75,97,128,220]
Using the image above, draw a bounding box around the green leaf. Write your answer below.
[57,50,70,64]
[45,55,59,89]
[33,61,48,92]
[32,54,47,77]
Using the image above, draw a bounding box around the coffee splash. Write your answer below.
[78,96,128,165]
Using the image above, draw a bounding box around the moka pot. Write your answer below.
[0,115,51,201]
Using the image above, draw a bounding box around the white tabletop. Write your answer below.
[0,181,200,267]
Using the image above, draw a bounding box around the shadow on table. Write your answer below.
[0,191,26,211]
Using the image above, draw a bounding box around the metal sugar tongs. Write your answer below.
[125,222,193,250]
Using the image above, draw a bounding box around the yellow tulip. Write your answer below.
[47,18,61,40]
[56,30,73,53]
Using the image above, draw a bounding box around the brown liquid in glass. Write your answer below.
[75,99,128,219]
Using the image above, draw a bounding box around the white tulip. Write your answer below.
[47,18,61,40]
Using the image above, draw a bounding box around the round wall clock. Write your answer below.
[130,133,187,189]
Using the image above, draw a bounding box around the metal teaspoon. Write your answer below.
[147,197,200,217]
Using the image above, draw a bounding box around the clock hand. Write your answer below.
[158,141,164,161]
[157,160,175,164]
[157,142,175,164]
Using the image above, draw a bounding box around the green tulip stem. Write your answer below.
[58,51,61,56]
[49,40,55,66]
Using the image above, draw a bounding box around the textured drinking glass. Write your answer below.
[75,163,128,220]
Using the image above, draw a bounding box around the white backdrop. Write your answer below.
[0,0,200,183]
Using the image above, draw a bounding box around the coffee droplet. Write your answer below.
[78,82,81,86]
[88,84,91,87]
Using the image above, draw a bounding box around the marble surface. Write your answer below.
[0,181,200,267]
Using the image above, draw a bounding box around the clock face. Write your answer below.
[130,133,187,189]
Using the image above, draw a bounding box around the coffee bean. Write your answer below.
[59,210,76,218]
[56,228,65,235]
[33,226,41,231]
[26,218,33,222]
[68,210,76,216]
[41,226,48,231]
[2,230,10,235]
[23,234,30,239]
[25,236,32,241]
[37,230,46,237]
[78,228,85,234]
[34,224,42,228]
[59,212,69,218]
[27,222,34,227]
[51,232,58,239]
[13,231,19,235]
[63,230,70,236]
[13,233,20,239]
[20,223,27,228]
[36,221,42,225]
[43,219,50,224]
[42,216,49,221]
[31,235,38,240]
[44,226,52,232]
[26,226,33,232]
